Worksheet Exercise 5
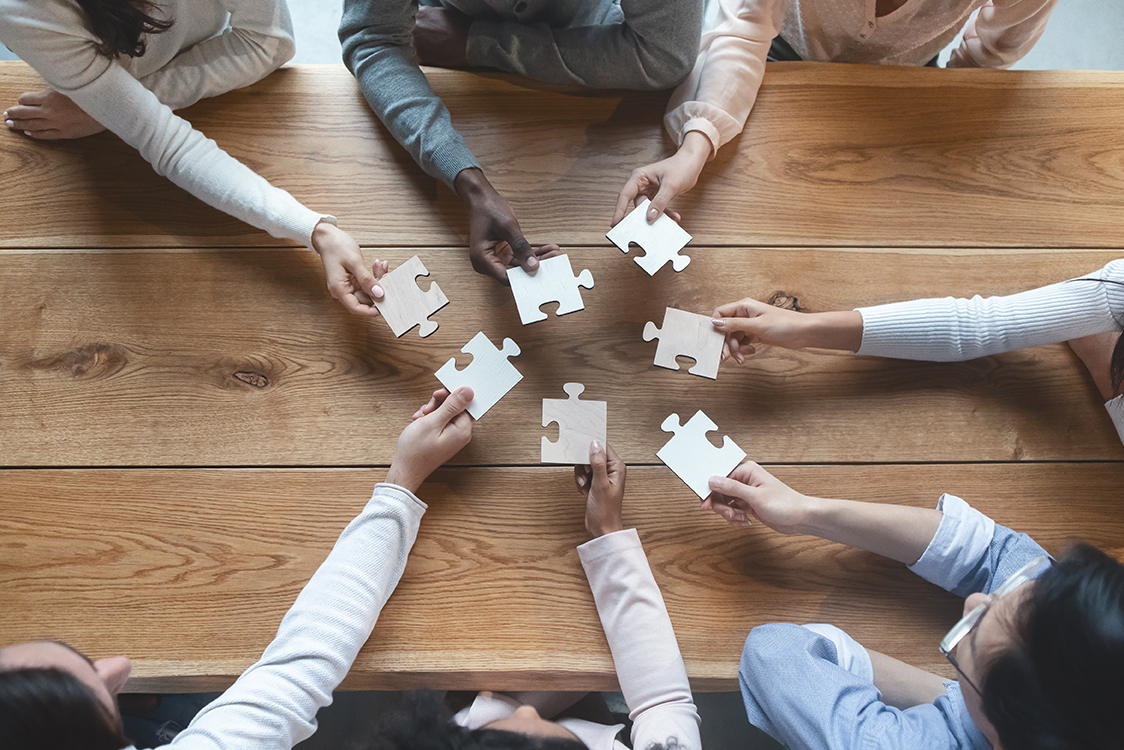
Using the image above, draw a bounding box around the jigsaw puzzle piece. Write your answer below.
[642,308,724,380]
[541,382,607,464]
[372,255,449,337]
[435,332,523,419]
[605,197,693,276]
[656,410,746,499]
[508,254,595,325]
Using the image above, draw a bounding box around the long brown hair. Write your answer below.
[75,0,174,59]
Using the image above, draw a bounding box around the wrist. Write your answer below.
[590,519,624,537]
[310,220,338,256]
[453,167,493,205]
[385,466,422,495]
[802,311,864,351]
[679,130,714,163]
[793,494,834,537]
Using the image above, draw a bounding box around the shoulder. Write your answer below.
[0,0,105,84]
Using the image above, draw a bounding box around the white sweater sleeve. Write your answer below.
[0,1,326,246]
[161,483,426,750]
[947,0,1058,69]
[855,259,1124,361]
[577,529,702,750]
[139,0,296,111]
[663,0,784,154]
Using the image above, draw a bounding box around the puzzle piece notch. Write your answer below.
[541,382,608,464]
[434,332,523,419]
[656,410,746,499]
[605,197,693,276]
[372,255,449,337]
[642,307,724,379]
[508,254,595,325]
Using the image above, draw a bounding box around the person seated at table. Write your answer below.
[613,0,1059,225]
[709,258,1124,445]
[701,460,1124,750]
[364,440,701,750]
[338,0,704,286]
[0,0,383,317]
[0,385,476,750]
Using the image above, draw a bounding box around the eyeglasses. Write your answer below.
[938,555,1052,695]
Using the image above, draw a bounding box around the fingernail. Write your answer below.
[647,208,658,222]
[590,440,603,454]
[709,477,723,489]
[372,284,384,298]
[5,120,13,128]
[577,476,585,487]
[527,256,538,269]
[711,318,724,328]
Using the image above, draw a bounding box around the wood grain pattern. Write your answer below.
[1,62,1122,249]
[2,464,1121,692]
[2,247,1121,466]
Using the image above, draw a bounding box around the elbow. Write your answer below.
[274,36,296,68]
[739,623,799,685]
[637,46,695,90]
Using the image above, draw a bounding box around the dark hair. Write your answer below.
[1111,336,1124,395]
[981,544,1124,750]
[364,690,587,750]
[75,0,174,59]
[0,667,128,750]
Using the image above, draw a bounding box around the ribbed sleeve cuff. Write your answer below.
[429,144,482,192]
[854,300,955,358]
[577,527,641,565]
[372,482,428,514]
[909,494,995,592]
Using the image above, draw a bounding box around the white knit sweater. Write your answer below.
[0,0,329,246]
[666,0,1058,153]
[855,259,1124,444]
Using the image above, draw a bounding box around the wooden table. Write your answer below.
[1,61,1123,692]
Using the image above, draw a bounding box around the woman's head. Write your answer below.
[366,690,587,750]
[75,0,174,59]
[958,545,1124,750]
[0,641,131,750]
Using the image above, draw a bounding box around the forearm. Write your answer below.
[795,311,864,351]
[867,649,947,709]
[948,0,1058,69]
[797,496,942,566]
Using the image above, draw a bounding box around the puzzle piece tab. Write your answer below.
[541,382,607,464]
[656,411,746,499]
[508,254,595,325]
[372,255,449,337]
[606,197,693,276]
[435,332,523,419]
[643,307,724,379]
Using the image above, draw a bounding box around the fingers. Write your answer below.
[345,255,382,301]
[371,259,389,284]
[613,174,643,226]
[412,388,448,420]
[574,464,591,495]
[534,243,562,260]
[588,439,608,483]
[17,89,49,106]
[434,385,474,425]
[507,233,538,274]
[707,474,757,507]
[647,182,678,223]
[21,128,63,141]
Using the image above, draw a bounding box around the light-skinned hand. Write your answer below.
[574,441,626,537]
[612,131,712,226]
[454,168,561,285]
[704,461,815,533]
[386,386,475,494]
[311,221,386,316]
[413,5,471,68]
[711,299,864,363]
[4,89,105,140]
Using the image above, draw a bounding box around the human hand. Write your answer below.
[454,168,561,285]
[4,89,105,140]
[703,462,816,533]
[709,297,816,364]
[311,221,386,316]
[386,386,475,494]
[611,131,711,226]
[574,441,626,537]
[413,5,471,68]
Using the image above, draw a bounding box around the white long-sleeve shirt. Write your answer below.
[665,0,1058,154]
[455,528,702,750]
[855,258,1124,444]
[0,0,330,246]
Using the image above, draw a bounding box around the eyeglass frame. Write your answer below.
[937,554,1052,695]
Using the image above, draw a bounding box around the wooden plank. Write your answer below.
[1,62,1122,249]
[2,247,1121,466]
[2,464,1120,692]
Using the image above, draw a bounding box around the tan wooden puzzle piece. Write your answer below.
[606,197,693,276]
[372,255,449,337]
[657,411,746,499]
[643,307,725,379]
[541,382,607,464]
[435,332,523,419]
[508,254,595,325]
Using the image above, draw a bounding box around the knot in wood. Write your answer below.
[768,291,807,312]
[29,343,128,379]
[233,371,269,388]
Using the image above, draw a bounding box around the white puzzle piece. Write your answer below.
[435,332,523,419]
[507,254,595,325]
[372,255,449,337]
[541,383,607,464]
[656,411,746,499]
[606,197,693,276]
[643,307,725,379]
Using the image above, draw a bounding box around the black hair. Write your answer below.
[363,690,588,750]
[981,544,1124,750]
[75,0,174,59]
[0,667,128,750]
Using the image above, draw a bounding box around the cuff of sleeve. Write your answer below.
[677,117,720,155]
[853,300,951,358]
[664,103,743,152]
[1105,396,1124,447]
[577,527,642,564]
[429,143,482,192]
[373,481,429,512]
[909,494,995,591]
[800,624,875,683]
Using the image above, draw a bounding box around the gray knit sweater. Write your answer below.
[339,0,703,188]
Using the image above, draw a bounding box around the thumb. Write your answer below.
[503,226,538,273]
[589,440,608,485]
[647,182,676,224]
[436,386,474,424]
[711,316,762,336]
[346,256,382,299]
[708,475,756,505]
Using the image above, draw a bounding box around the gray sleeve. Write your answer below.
[339,0,480,188]
[467,0,702,89]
